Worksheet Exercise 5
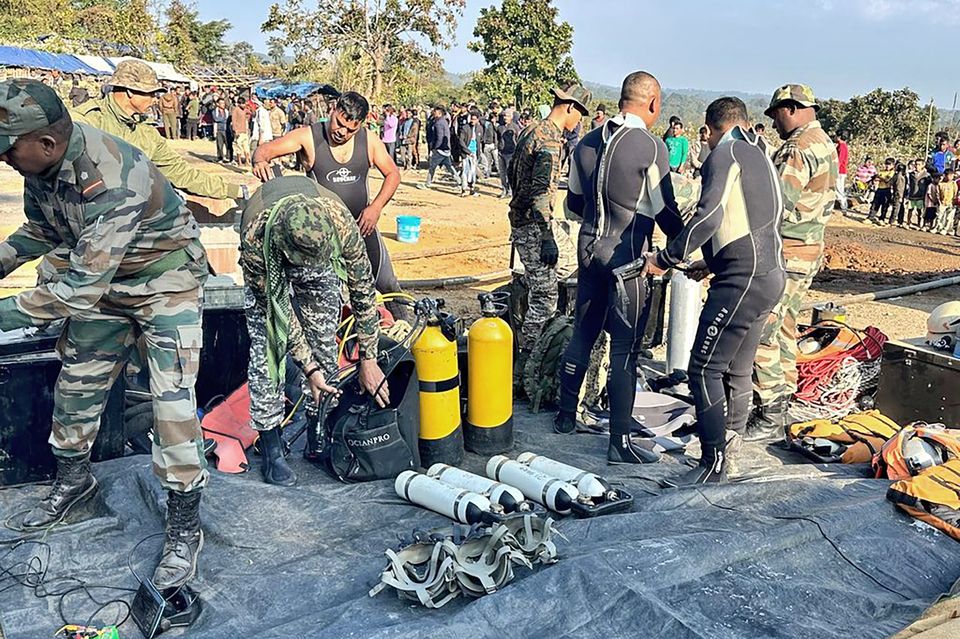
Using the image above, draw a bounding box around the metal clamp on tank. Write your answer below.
[427,463,534,514]
[515,452,634,518]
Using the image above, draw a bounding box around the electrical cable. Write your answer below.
[691,488,911,601]
[0,539,136,630]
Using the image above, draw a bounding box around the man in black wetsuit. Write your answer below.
[554,71,684,465]
[250,92,406,317]
[644,97,786,484]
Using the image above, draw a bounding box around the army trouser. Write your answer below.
[38,247,152,374]
[245,266,340,432]
[512,223,558,353]
[752,241,824,408]
[53,264,208,493]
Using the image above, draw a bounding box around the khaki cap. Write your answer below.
[764,84,819,117]
[109,60,165,94]
[551,83,592,116]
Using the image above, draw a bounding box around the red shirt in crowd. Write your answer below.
[836,140,848,175]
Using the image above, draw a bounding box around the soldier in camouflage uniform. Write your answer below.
[746,84,838,440]
[36,60,246,284]
[507,83,591,383]
[0,79,207,589]
[239,176,387,486]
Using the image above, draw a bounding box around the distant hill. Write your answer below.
[585,80,770,128]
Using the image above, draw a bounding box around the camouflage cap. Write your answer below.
[109,60,165,94]
[764,84,819,117]
[0,79,68,156]
[277,199,337,267]
[551,83,592,116]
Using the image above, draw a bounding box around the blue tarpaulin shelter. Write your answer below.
[254,80,339,99]
[0,46,107,75]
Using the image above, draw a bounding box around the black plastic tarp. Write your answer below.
[2,408,959,639]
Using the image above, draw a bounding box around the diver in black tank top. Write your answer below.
[250,92,406,315]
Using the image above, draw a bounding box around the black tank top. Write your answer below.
[308,121,369,220]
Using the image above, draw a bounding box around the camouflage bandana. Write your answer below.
[263,201,291,391]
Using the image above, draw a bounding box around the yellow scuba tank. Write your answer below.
[466,293,514,454]
[411,299,464,466]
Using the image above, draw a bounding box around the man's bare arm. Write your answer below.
[251,127,315,181]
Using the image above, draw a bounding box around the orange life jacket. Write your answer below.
[887,459,960,542]
[872,424,960,480]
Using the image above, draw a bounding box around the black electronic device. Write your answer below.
[131,580,202,639]
[130,579,166,639]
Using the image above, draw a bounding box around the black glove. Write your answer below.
[539,235,559,267]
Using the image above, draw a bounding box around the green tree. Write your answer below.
[159,0,231,67]
[827,88,933,150]
[467,0,579,107]
[262,0,465,100]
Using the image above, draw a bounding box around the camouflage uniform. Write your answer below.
[753,85,839,407]
[38,61,243,285]
[71,62,243,201]
[239,176,380,431]
[508,117,565,352]
[0,84,208,493]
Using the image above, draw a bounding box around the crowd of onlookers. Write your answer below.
[837,131,960,236]
[17,67,960,237]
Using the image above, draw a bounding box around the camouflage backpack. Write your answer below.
[523,313,574,413]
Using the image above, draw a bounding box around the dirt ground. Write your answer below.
[1,137,958,341]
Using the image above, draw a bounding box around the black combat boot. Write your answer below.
[153,490,203,590]
[673,443,728,486]
[607,434,662,464]
[553,410,577,434]
[259,428,297,486]
[743,399,787,442]
[21,454,98,529]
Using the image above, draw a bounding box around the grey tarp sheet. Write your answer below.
[2,407,959,639]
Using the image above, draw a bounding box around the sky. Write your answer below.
[197,0,960,106]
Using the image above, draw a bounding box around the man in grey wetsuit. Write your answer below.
[645,97,786,484]
[554,71,684,465]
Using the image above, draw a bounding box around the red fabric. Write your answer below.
[201,384,258,474]
[836,140,849,174]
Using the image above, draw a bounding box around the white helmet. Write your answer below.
[926,301,960,348]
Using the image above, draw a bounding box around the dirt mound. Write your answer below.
[822,240,890,273]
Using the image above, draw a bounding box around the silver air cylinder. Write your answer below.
[426,464,528,513]
[486,455,579,514]
[516,452,608,499]
[395,471,492,524]
[666,271,704,373]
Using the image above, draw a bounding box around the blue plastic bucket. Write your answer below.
[396,215,421,244]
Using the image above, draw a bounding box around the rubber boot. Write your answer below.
[673,443,728,486]
[259,428,297,487]
[153,490,203,590]
[743,399,787,442]
[553,410,577,434]
[21,454,98,529]
[607,434,662,465]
